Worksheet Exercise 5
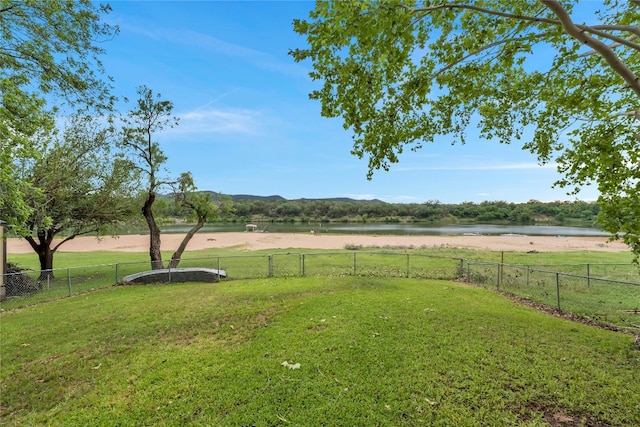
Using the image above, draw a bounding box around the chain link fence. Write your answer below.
[466,261,640,332]
[2,253,639,334]
[0,252,463,309]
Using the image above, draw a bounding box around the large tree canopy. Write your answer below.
[291,1,640,254]
[0,0,117,230]
[16,115,138,274]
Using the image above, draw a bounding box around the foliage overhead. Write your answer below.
[291,1,640,255]
[0,0,117,229]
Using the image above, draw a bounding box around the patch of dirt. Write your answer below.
[455,277,634,335]
[542,410,610,427]
[495,290,634,335]
[516,400,613,427]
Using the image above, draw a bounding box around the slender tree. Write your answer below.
[120,86,178,270]
[291,1,640,255]
[167,173,222,269]
[121,87,233,270]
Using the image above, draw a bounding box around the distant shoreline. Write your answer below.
[6,232,629,255]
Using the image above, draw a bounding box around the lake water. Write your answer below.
[161,223,610,237]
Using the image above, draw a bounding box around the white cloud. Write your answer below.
[170,29,267,60]
[122,23,305,77]
[171,107,263,135]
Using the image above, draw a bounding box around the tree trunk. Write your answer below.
[25,232,55,280]
[37,247,54,277]
[143,190,164,270]
[167,218,205,269]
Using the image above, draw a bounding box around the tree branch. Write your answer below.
[409,3,554,25]
[409,3,640,51]
[540,0,640,99]
[52,234,78,252]
[429,31,552,80]
[580,35,640,57]
[0,5,17,14]
[584,27,640,52]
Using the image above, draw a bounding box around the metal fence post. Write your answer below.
[587,263,591,288]
[268,255,273,277]
[526,266,530,286]
[406,254,410,278]
[556,272,561,311]
[353,253,357,276]
[301,254,305,277]
[67,268,72,296]
[115,263,119,283]
[497,264,501,291]
[466,261,470,283]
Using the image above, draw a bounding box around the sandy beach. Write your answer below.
[6,231,629,254]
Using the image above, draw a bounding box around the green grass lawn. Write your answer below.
[6,247,639,327]
[2,277,639,426]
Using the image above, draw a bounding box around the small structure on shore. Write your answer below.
[122,267,226,284]
[245,224,258,232]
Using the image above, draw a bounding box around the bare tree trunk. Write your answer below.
[143,191,164,270]
[167,218,205,269]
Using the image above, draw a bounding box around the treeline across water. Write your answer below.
[155,196,601,227]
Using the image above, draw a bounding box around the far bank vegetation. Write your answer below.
[155,196,600,228]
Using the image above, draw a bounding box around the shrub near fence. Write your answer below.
[1,263,119,307]
[466,261,640,332]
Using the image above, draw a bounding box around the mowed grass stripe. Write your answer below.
[1,277,638,426]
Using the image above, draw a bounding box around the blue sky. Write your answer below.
[101,0,598,204]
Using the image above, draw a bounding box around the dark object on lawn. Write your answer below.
[122,268,226,284]
[3,263,41,297]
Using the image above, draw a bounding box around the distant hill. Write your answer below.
[294,197,386,203]
[228,194,287,202]
[156,191,599,225]
[179,192,283,202]
[198,192,385,203]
